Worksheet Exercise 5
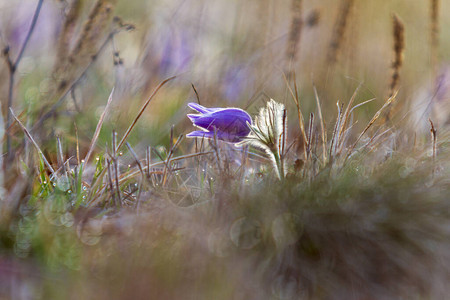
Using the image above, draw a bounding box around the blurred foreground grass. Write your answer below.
[0,0,450,299]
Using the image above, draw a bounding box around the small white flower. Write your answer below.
[240,99,287,179]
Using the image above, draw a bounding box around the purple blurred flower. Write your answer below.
[5,2,59,53]
[159,32,192,75]
[187,103,252,143]
[222,66,249,102]
[434,66,450,103]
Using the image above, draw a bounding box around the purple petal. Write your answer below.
[187,103,211,114]
[186,103,253,143]
[186,130,245,143]
[206,109,252,135]
[190,115,216,130]
[186,130,214,139]
[187,114,201,122]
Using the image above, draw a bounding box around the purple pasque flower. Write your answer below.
[187,102,252,143]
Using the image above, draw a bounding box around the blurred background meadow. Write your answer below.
[0,0,449,299]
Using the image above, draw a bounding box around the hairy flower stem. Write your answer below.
[273,151,285,181]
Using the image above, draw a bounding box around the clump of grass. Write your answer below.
[2,84,450,298]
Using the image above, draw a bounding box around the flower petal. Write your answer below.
[187,103,212,114]
[207,109,252,135]
[187,130,246,143]
[187,103,253,143]
[187,114,201,122]
[186,130,214,139]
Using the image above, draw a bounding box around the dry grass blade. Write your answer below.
[349,98,376,114]
[282,72,307,158]
[10,108,55,177]
[116,76,176,152]
[280,109,287,157]
[119,151,214,184]
[329,101,343,161]
[106,159,117,206]
[57,136,66,175]
[151,147,170,186]
[313,84,327,164]
[126,142,145,178]
[306,112,314,160]
[191,84,201,104]
[366,127,393,152]
[111,130,122,206]
[84,87,115,164]
[86,167,108,206]
[146,146,151,179]
[162,134,184,187]
[74,122,80,165]
[429,119,437,175]
[345,91,398,162]
[337,83,362,147]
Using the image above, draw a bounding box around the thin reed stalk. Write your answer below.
[327,0,354,65]
[116,76,176,152]
[3,0,44,160]
[55,0,83,69]
[345,91,398,163]
[388,14,405,99]
[429,119,437,176]
[283,73,307,159]
[312,85,327,165]
[430,0,439,78]
[10,109,55,177]
[285,0,303,78]
[84,88,115,164]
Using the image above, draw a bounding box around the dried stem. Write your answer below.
[306,112,314,160]
[283,73,307,159]
[84,88,115,164]
[55,0,83,66]
[126,142,145,179]
[33,30,120,130]
[345,91,398,163]
[10,108,55,177]
[336,83,362,154]
[388,14,405,98]
[111,130,122,207]
[115,76,176,152]
[285,0,303,78]
[430,0,439,78]
[4,0,44,159]
[429,119,437,176]
[313,84,327,164]
[327,0,354,65]
[106,159,116,206]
